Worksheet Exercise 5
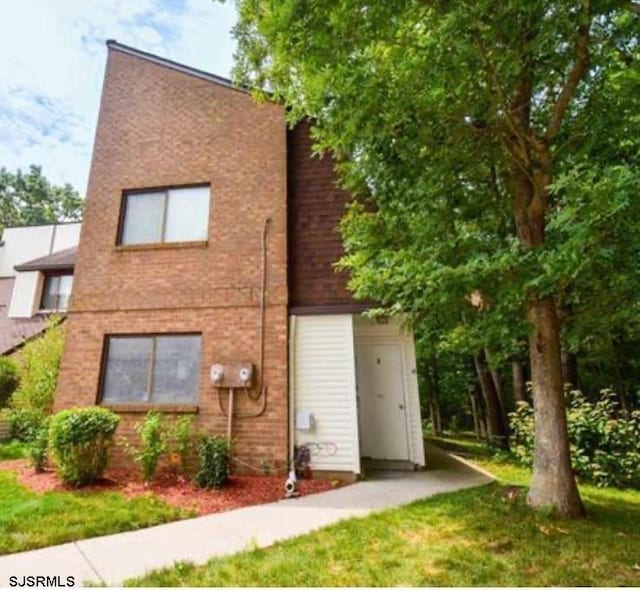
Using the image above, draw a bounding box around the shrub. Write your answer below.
[123,412,166,482]
[0,357,19,408]
[49,407,119,486]
[167,416,195,475]
[510,389,640,488]
[195,435,230,490]
[27,418,50,473]
[7,408,47,442]
[10,319,64,414]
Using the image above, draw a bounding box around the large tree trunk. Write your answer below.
[474,350,509,449]
[510,155,584,517]
[526,296,584,517]
[512,359,527,403]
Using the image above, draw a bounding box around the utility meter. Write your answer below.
[210,364,224,385]
[210,362,255,388]
[238,365,253,386]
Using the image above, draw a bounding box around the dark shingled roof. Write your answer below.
[14,246,77,272]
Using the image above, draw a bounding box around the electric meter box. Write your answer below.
[210,362,255,388]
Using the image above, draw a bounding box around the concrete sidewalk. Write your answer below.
[0,443,492,586]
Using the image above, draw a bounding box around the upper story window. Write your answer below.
[119,185,210,245]
[40,273,74,311]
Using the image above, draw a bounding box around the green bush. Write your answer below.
[27,418,49,473]
[10,319,64,414]
[0,357,19,408]
[7,408,47,442]
[510,389,640,488]
[122,412,167,482]
[167,416,195,475]
[195,435,230,490]
[136,412,166,482]
[49,407,119,486]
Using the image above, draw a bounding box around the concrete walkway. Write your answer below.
[0,443,492,586]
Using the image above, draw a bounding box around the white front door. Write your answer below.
[356,343,410,460]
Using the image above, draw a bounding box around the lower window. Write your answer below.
[101,334,201,405]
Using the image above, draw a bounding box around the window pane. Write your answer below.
[121,192,165,245]
[164,186,210,242]
[57,275,73,310]
[102,338,152,403]
[151,336,201,403]
[41,276,60,310]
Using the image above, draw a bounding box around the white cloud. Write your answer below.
[0,0,237,195]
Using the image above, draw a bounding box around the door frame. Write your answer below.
[353,316,424,465]
[355,340,412,460]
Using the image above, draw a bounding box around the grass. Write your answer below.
[127,438,640,587]
[0,440,28,461]
[0,469,192,555]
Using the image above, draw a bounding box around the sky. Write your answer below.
[0,0,238,195]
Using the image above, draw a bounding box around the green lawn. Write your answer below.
[127,440,640,587]
[0,470,191,555]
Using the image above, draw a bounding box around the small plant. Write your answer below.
[167,416,195,475]
[124,412,166,483]
[9,319,64,414]
[27,418,50,473]
[0,357,19,408]
[195,435,230,490]
[49,407,119,486]
[7,408,47,442]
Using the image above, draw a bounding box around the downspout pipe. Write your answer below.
[288,315,297,470]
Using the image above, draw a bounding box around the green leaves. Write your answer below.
[49,407,119,486]
[0,165,83,231]
[232,0,640,395]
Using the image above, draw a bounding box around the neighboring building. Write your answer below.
[0,222,81,355]
[54,41,424,477]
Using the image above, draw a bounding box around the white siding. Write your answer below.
[51,223,81,252]
[354,316,425,466]
[0,226,54,277]
[291,315,360,473]
[8,271,42,318]
[0,223,81,278]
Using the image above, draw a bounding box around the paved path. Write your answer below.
[0,443,492,586]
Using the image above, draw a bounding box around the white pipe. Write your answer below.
[288,315,297,470]
[227,388,234,441]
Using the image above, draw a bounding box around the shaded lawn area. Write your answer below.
[0,469,191,555]
[127,442,640,587]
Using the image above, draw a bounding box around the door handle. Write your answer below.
[399,404,404,410]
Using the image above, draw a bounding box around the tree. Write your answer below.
[232,0,639,516]
[0,166,83,231]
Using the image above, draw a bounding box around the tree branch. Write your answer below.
[546,0,592,143]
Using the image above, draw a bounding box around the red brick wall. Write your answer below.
[55,47,289,472]
[287,120,360,310]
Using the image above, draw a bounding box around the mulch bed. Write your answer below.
[0,459,341,516]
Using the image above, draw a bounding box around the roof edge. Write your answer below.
[106,40,248,94]
[14,246,77,272]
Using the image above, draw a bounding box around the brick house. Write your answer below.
[54,41,425,477]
